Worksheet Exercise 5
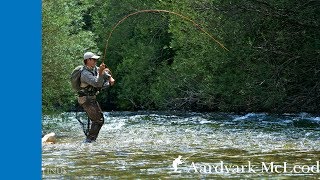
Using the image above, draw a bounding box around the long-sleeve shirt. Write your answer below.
[80,66,110,89]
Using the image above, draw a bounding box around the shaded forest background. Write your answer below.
[42,0,320,114]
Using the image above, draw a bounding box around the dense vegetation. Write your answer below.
[42,0,319,114]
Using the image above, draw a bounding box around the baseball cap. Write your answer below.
[84,52,100,60]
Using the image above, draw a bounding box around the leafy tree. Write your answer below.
[42,0,98,114]
[91,0,173,110]
[42,0,319,113]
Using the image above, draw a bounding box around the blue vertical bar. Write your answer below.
[0,0,42,179]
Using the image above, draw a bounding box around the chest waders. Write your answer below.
[80,96,104,143]
[76,69,105,143]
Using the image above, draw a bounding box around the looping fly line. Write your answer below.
[102,9,229,63]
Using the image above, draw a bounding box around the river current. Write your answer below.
[42,111,320,179]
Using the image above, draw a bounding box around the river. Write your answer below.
[42,111,320,179]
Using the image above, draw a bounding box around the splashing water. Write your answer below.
[42,112,320,179]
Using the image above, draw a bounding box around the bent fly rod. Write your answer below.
[102,9,229,64]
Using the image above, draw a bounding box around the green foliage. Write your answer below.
[42,0,320,113]
[42,0,98,114]
[91,0,173,110]
[216,0,320,112]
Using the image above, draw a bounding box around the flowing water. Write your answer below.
[42,112,320,179]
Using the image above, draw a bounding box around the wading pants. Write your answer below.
[78,96,104,142]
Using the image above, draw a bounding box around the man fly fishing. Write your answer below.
[72,10,227,143]
[77,52,115,143]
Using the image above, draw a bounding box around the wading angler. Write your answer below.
[71,52,115,143]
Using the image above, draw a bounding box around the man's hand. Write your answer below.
[109,76,115,86]
[98,63,106,75]
[104,68,112,75]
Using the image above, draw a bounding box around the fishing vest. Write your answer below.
[78,67,100,97]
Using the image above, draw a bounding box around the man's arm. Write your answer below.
[80,70,104,88]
